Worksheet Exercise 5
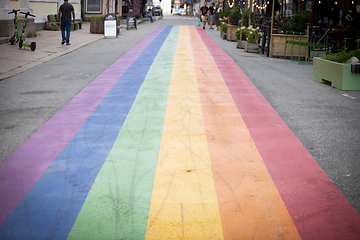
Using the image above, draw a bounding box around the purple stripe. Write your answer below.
[0,26,166,227]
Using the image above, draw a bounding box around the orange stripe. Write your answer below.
[189,26,302,239]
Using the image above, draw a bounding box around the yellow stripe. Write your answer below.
[145,26,224,239]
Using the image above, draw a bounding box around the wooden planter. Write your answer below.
[90,18,104,34]
[226,25,237,42]
[313,57,360,90]
[269,34,308,59]
[245,42,259,53]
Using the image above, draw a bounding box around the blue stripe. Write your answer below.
[0,25,173,240]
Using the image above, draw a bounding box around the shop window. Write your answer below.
[86,0,102,13]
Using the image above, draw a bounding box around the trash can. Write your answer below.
[104,13,117,38]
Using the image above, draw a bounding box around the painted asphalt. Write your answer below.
[0,16,360,239]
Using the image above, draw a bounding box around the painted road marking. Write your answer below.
[190,26,301,239]
[145,25,224,239]
[68,25,177,240]
[196,27,360,239]
[0,26,166,228]
[0,26,172,239]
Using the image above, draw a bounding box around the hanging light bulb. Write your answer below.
[335,1,337,4]
[319,0,321,4]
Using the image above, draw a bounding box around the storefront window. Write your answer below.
[303,0,312,12]
[87,0,102,13]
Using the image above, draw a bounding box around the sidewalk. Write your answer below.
[0,22,104,80]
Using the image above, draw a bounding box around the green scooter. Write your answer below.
[19,11,36,51]
[8,9,20,45]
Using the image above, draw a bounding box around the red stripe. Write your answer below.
[196,28,360,239]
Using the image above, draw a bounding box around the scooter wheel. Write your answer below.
[10,37,15,45]
[19,40,22,49]
[30,42,36,51]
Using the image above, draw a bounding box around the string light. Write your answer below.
[227,0,234,8]
[252,0,268,10]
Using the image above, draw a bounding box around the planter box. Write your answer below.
[45,24,59,31]
[237,40,246,49]
[226,25,237,42]
[245,42,259,53]
[313,57,360,90]
[90,18,104,34]
[269,34,307,58]
[222,32,227,40]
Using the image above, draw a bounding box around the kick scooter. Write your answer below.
[8,9,20,45]
[19,11,36,51]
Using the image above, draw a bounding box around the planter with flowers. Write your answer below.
[245,26,262,53]
[235,26,248,49]
[220,23,228,39]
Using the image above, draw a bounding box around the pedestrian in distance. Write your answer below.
[208,2,215,30]
[199,2,209,29]
[58,0,75,45]
[141,9,154,23]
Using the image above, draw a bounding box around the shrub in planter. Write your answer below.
[241,8,254,28]
[246,26,262,44]
[219,8,232,20]
[220,23,228,33]
[220,23,228,39]
[280,10,310,34]
[236,26,248,40]
[90,15,105,34]
[228,7,241,26]
[313,49,360,90]
[324,49,360,63]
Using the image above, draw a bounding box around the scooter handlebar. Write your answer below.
[20,11,36,17]
[8,9,20,14]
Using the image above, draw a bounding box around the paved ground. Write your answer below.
[0,15,359,239]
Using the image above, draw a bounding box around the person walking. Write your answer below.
[58,0,75,45]
[208,2,215,29]
[199,2,209,29]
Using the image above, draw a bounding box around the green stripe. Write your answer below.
[68,26,180,240]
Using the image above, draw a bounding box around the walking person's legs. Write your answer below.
[65,20,71,45]
[209,15,214,29]
[201,15,207,29]
[60,21,66,44]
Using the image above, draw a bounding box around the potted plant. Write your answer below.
[90,15,105,34]
[328,20,334,27]
[219,12,228,39]
[270,11,310,58]
[227,7,241,41]
[235,26,248,49]
[245,26,262,53]
[313,49,360,90]
[220,23,228,39]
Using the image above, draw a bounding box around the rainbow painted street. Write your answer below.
[0,25,359,239]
